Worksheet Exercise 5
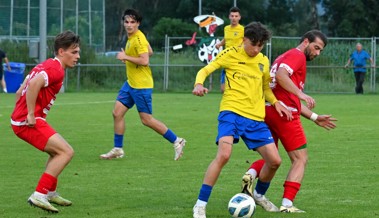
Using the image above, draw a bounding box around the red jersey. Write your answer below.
[269,48,306,114]
[11,58,64,125]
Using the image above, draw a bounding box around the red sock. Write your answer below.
[35,173,57,194]
[249,159,265,177]
[51,179,58,192]
[283,181,301,201]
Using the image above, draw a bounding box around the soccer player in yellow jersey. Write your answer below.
[215,7,244,93]
[100,9,186,161]
[192,22,292,218]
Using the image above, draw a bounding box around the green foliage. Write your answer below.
[152,17,198,39]
[1,93,379,217]
[322,0,379,37]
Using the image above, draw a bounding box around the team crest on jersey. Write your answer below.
[258,63,264,72]
[234,32,238,36]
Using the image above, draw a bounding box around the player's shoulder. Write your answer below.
[220,46,239,56]
[132,30,148,45]
[255,53,269,63]
[38,58,62,72]
[135,30,147,40]
[285,48,305,59]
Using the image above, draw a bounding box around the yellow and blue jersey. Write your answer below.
[224,24,244,48]
[125,30,153,88]
[195,46,278,121]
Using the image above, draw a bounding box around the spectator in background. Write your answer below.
[345,43,374,94]
[0,48,11,93]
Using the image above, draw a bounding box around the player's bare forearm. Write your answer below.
[25,75,44,126]
[117,49,149,66]
[277,69,315,109]
[15,79,27,102]
[148,44,153,56]
[301,104,337,130]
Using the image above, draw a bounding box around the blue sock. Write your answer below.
[114,134,124,148]
[198,184,213,202]
[163,129,177,143]
[255,180,270,196]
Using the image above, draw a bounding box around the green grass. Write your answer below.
[0,92,378,218]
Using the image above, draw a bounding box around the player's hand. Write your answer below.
[26,114,36,127]
[298,92,315,110]
[215,44,220,49]
[192,84,208,97]
[314,115,337,130]
[273,101,293,121]
[116,48,127,63]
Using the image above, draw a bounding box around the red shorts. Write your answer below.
[265,106,307,152]
[11,119,57,151]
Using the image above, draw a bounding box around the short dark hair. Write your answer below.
[122,9,142,23]
[300,30,328,47]
[244,22,271,46]
[229,7,240,14]
[54,30,80,55]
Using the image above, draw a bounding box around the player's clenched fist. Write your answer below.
[192,84,208,96]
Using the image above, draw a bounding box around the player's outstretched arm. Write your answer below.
[300,103,337,130]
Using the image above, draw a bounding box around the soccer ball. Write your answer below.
[228,193,256,218]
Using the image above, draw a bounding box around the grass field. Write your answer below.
[1,92,378,218]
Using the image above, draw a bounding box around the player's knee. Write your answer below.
[63,146,75,160]
[140,116,152,127]
[297,155,308,166]
[112,110,124,119]
[216,150,231,164]
[292,151,308,165]
[267,157,281,170]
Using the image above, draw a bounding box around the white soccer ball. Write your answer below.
[228,193,256,218]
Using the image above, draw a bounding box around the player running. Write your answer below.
[241,30,337,213]
[11,31,80,213]
[192,22,292,218]
[99,9,186,160]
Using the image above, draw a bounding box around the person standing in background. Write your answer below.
[0,48,11,93]
[345,43,374,94]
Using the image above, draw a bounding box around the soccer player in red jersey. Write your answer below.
[11,31,80,213]
[241,30,337,213]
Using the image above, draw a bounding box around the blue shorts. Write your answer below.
[116,81,153,114]
[216,111,274,150]
[220,69,226,84]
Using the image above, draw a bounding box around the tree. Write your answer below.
[322,0,379,37]
[153,17,197,39]
[265,0,297,36]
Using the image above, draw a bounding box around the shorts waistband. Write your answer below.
[11,117,45,126]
